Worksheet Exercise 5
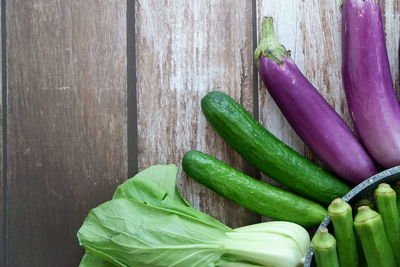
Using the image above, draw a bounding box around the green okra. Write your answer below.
[328,198,358,267]
[354,206,396,267]
[355,232,367,267]
[375,183,400,266]
[311,227,339,267]
[392,181,400,216]
[353,198,374,211]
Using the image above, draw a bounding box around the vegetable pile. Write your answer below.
[312,183,400,267]
[77,0,400,266]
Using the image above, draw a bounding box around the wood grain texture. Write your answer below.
[381,0,400,95]
[258,0,400,174]
[6,1,127,266]
[0,1,3,264]
[135,0,259,228]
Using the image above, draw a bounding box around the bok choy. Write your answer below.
[77,165,310,267]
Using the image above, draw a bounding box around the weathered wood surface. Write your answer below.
[135,0,259,228]
[1,0,400,266]
[0,1,3,265]
[381,0,400,94]
[5,1,127,266]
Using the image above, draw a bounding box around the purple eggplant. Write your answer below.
[342,0,400,168]
[254,17,377,185]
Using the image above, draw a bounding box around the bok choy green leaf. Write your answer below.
[79,252,115,267]
[77,165,310,267]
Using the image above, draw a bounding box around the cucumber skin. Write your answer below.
[201,91,349,204]
[182,150,327,227]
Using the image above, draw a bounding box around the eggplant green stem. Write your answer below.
[254,17,290,66]
[339,0,344,10]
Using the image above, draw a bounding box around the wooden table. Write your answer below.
[1,0,399,266]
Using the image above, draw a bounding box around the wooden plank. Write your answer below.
[0,0,3,264]
[6,1,127,266]
[381,0,400,95]
[136,0,259,228]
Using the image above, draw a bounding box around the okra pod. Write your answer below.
[392,181,400,215]
[328,198,358,267]
[355,233,367,267]
[354,206,395,267]
[375,183,400,265]
[353,198,374,211]
[311,227,339,267]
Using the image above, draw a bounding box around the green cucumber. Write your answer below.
[182,150,327,227]
[201,91,349,204]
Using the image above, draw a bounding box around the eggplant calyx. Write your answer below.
[254,17,290,66]
[339,0,344,10]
